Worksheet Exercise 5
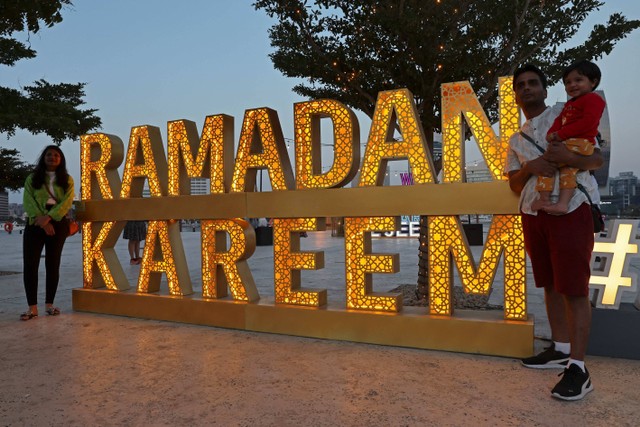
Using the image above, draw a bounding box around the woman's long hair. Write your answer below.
[31,145,70,193]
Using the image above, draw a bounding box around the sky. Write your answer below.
[2,0,640,202]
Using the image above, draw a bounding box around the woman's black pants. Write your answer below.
[23,221,68,306]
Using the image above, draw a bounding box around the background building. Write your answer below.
[8,203,25,221]
[465,160,492,183]
[609,171,639,206]
[190,178,209,195]
[0,191,8,220]
[601,171,640,217]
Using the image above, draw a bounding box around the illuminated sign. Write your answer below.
[371,216,421,238]
[590,220,640,309]
[73,78,541,357]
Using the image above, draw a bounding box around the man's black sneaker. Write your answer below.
[521,344,569,369]
[551,364,594,401]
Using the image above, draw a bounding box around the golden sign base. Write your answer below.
[73,288,533,357]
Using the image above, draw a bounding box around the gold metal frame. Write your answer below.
[77,181,518,221]
[73,291,532,357]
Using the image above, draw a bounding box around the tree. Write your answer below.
[255,0,640,301]
[0,148,31,191]
[255,0,638,146]
[0,0,101,190]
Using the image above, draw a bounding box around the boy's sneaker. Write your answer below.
[551,364,594,401]
[521,344,569,369]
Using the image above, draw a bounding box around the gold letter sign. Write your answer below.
[75,80,543,359]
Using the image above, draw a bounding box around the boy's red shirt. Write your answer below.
[547,92,606,143]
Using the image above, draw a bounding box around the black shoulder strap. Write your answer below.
[576,183,595,206]
[45,184,58,202]
[519,131,545,154]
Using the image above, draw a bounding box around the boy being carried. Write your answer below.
[531,60,605,214]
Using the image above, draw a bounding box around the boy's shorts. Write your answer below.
[521,203,594,297]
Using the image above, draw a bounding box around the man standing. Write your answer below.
[506,64,603,401]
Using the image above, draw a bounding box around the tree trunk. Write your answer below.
[416,215,430,303]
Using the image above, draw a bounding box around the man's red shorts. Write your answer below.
[521,203,594,297]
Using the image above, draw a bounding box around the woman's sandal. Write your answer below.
[45,307,61,316]
[20,312,38,321]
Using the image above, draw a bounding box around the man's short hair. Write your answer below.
[513,64,548,89]
[562,60,601,90]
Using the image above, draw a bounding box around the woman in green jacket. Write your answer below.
[20,145,74,320]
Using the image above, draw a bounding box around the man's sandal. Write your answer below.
[45,307,61,316]
[20,312,38,321]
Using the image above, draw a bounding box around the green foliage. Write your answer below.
[0,0,101,189]
[0,0,71,66]
[0,80,101,144]
[0,147,31,191]
[255,0,639,145]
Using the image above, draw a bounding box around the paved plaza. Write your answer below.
[1,227,639,425]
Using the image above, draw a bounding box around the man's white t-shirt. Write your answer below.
[505,104,599,215]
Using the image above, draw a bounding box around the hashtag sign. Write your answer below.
[590,220,640,309]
